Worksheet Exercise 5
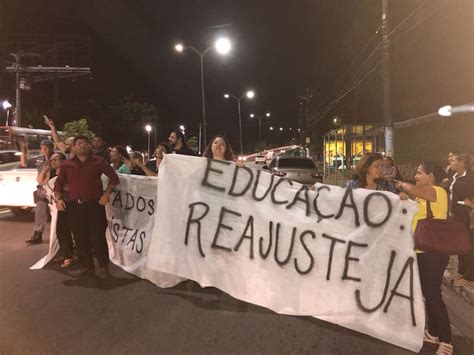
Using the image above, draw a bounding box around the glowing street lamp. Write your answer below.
[145,124,152,160]
[2,100,12,126]
[174,37,232,151]
[250,112,271,142]
[224,90,256,155]
[215,38,231,55]
[438,103,474,117]
[2,100,12,110]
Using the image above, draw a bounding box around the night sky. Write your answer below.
[0,0,472,151]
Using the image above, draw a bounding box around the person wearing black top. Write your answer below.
[447,153,474,287]
[127,151,146,176]
[169,130,195,156]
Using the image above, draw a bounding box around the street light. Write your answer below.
[145,124,152,160]
[215,38,231,55]
[174,37,232,151]
[2,100,12,110]
[179,124,185,134]
[224,90,255,155]
[250,112,271,142]
[438,103,474,117]
[2,100,12,126]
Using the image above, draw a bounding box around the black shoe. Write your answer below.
[67,266,95,278]
[97,266,110,279]
[25,231,42,245]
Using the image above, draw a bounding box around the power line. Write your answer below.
[307,0,447,127]
[403,0,449,33]
[307,62,382,126]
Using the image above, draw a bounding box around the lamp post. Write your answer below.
[249,112,270,142]
[145,124,152,160]
[174,37,231,152]
[224,90,255,155]
[2,100,12,126]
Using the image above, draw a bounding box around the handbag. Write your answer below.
[414,200,472,255]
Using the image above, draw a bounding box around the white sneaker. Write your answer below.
[423,330,440,345]
[436,342,453,355]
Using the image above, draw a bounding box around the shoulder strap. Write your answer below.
[426,200,434,219]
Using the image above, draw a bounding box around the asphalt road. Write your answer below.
[0,209,471,355]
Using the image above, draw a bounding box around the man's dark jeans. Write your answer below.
[67,200,108,269]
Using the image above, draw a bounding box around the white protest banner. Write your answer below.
[147,154,425,352]
[106,174,184,288]
[30,177,60,270]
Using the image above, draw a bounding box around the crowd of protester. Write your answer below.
[22,116,473,355]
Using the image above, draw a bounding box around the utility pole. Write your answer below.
[53,38,60,120]
[298,87,317,147]
[6,58,90,128]
[382,0,394,157]
[305,88,310,142]
[15,70,21,127]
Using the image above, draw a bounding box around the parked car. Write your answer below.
[255,154,266,164]
[0,155,44,215]
[0,167,37,215]
[263,156,323,185]
[0,150,21,171]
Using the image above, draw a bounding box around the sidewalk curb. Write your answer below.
[443,270,474,342]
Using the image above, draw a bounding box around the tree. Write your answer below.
[63,117,95,140]
[187,136,198,151]
[107,95,158,145]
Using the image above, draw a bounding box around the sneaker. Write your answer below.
[25,231,42,245]
[423,330,440,345]
[436,342,453,355]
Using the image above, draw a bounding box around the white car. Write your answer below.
[263,156,323,185]
[255,154,266,164]
[0,167,37,215]
[0,150,22,171]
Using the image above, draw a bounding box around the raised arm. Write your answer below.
[43,115,66,152]
[17,136,27,168]
[135,159,157,177]
[394,180,437,202]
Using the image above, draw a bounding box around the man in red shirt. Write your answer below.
[54,135,119,278]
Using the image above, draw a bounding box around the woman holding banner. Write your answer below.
[345,152,396,192]
[394,162,453,355]
[203,135,235,162]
